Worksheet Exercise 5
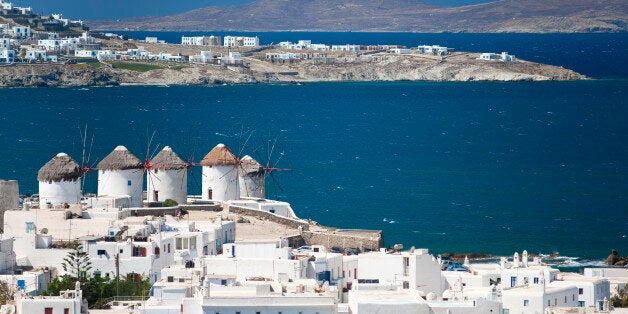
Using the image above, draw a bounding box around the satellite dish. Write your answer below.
[41,228,48,234]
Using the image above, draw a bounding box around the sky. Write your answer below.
[15,0,494,20]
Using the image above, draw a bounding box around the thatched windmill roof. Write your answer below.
[97,146,143,170]
[240,155,264,177]
[200,143,237,167]
[152,146,186,170]
[37,153,82,182]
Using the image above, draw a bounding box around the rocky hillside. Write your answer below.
[0,52,584,88]
[88,0,627,32]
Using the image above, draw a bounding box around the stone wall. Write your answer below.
[228,205,309,230]
[284,234,306,248]
[130,206,179,217]
[181,204,223,212]
[300,230,384,252]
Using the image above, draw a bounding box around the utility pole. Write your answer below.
[115,253,120,298]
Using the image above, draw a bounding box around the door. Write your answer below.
[153,190,159,202]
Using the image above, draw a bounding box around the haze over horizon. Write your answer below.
[12,0,494,20]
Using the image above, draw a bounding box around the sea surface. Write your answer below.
[1,33,626,266]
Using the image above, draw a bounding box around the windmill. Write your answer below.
[248,137,292,200]
[199,143,240,202]
[77,125,98,195]
[96,145,144,208]
[146,146,188,205]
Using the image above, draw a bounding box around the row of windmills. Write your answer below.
[37,143,273,209]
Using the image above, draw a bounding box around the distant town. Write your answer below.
[0,0,517,67]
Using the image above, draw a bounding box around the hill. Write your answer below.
[87,0,627,32]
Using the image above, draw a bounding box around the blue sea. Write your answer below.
[1,33,627,264]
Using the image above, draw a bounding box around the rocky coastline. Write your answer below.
[0,52,585,88]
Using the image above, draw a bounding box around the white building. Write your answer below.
[223,35,259,47]
[585,267,628,299]
[147,146,188,204]
[25,49,47,60]
[74,49,97,58]
[390,48,412,54]
[551,273,611,309]
[228,198,299,219]
[87,235,175,283]
[145,36,158,43]
[12,26,30,38]
[0,0,12,10]
[356,248,444,295]
[37,153,82,208]
[480,52,515,62]
[0,267,52,296]
[502,284,578,313]
[97,146,145,208]
[310,43,331,51]
[189,50,215,64]
[221,240,292,259]
[200,143,239,201]
[331,44,360,52]
[11,281,88,314]
[181,35,221,46]
[220,51,242,65]
[181,36,205,46]
[0,48,14,63]
[238,155,264,198]
[38,39,61,51]
[0,37,9,49]
[417,45,452,55]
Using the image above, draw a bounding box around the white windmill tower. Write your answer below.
[37,152,83,208]
[147,146,187,205]
[238,155,265,199]
[96,146,144,208]
[200,143,239,201]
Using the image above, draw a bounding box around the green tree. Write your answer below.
[162,198,178,207]
[612,286,628,308]
[62,242,92,279]
[0,280,12,304]
[45,275,151,309]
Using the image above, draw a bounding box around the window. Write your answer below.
[127,180,132,186]
[190,237,196,250]
[578,301,585,307]
[97,249,106,256]
[510,276,516,287]
[564,296,567,303]
[120,249,123,254]
[523,300,529,306]
[533,277,539,284]
[573,294,575,301]
[548,300,550,306]
[578,288,583,295]
[554,298,557,306]
[133,246,146,257]
[64,308,69,314]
